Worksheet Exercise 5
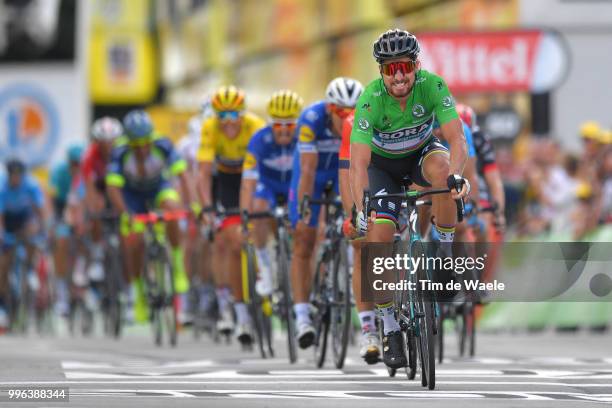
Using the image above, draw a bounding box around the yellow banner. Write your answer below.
[89,0,157,104]
[90,32,157,104]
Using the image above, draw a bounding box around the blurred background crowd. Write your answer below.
[0,0,611,241]
[506,123,612,241]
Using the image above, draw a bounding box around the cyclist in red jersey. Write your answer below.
[338,111,380,364]
[81,117,124,281]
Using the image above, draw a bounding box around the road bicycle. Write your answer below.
[301,183,352,369]
[133,210,187,347]
[362,185,464,389]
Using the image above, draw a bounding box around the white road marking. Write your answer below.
[268,370,345,375]
[62,359,215,370]
[40,388,612,401]
[2,380,611,387]
[384,392,486,399]
[62,361,116,369]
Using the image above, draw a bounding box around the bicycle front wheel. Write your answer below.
[278,235,297,363]
[312,258,330,368]
[331,239,351,369]
[104,243,123,339]
[244,244,267,357]
[158,253,178,347]
[413,240,436,390]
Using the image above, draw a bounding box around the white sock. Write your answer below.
[91,242,104,261]
[293,303,311,325]
[359,311,376,333]
[216,287,231,313]
[255,247,272,273]
[234,302,250,325]
[179,293,190,313]
[376,302,400,335]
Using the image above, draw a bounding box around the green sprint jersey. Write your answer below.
[351,70,459,159]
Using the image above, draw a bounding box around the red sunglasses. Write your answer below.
[329,104,353,119]
[272,122,297,132]
[380,60,416,76]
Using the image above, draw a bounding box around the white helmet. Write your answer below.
[325,77,364,108]
[91,117,123,142]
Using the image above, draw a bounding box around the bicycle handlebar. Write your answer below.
[363,187,464,223]
[132,210,189,224]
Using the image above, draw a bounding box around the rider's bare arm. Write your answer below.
[463,157,480,203]
[177,172,193,208]
[239,178,257,214]
[107,185,128,214]
[84,178,101,213]
[338,169,353,216]
[349,143,371,212]
[198,161,213,208]
[485,168,505,215]
[440,118,468,198]
[297,152,318,203]
[440,118,467,176]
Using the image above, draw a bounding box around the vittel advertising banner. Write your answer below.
[419,30,569,93]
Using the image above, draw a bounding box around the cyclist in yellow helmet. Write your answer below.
[197,85,265,345]
[579,121,602,161]
[239,90,303,296]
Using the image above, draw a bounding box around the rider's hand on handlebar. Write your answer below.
[447,174,470,200]
[494,211,506,233]
[199,206,214,226]
[356,210,369,234]
[190,202,202,219]
[342,217,360,239]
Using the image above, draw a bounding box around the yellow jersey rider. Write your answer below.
[197,85,266,344]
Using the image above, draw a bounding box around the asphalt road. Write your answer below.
[0,321,611,407]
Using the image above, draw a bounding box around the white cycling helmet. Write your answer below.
[325,77,364,108]
[91,116,123,142]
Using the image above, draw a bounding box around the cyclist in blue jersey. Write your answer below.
[0,158,46,329]
[49,144,84,316]
[106,110,193,322]
[288,77,364,348]
[240,90,303,296]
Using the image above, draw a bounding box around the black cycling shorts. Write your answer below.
[367,138,448,225]
[214,171,241,210]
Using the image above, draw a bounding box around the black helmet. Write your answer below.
[373,29,420,63]
[6,157,26,174]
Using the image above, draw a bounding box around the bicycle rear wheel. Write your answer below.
[463,302,476,357]
[312,258,330,368]
[104,244,123,339]
[278,236,297,363]
[10,258,30,334]
[331,239,351,369]
[145,258,163,346]
[437,304,445,363]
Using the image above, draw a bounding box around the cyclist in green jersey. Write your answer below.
[349,29,470,369]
